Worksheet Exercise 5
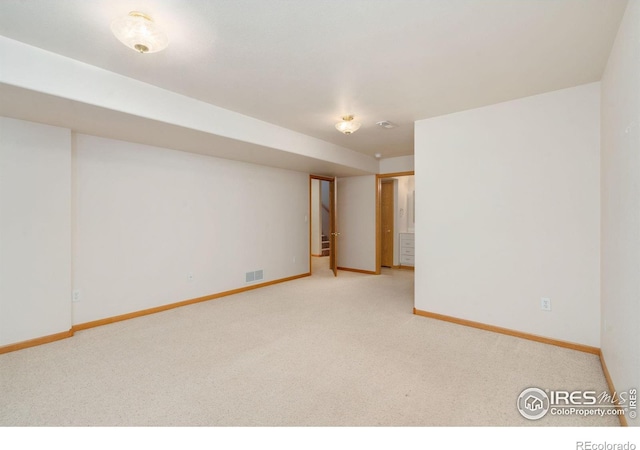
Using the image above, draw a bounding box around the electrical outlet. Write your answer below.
[188,272,194,281]
[541,297,551,311]
[72,290,81,303]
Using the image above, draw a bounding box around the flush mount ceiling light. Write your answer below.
[335,115,362,135]
[376,120,397,129]
[111,11,169,54]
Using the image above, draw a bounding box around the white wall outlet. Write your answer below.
[188,272,194,281]
[541,297,551,311]
[72,290,81,303]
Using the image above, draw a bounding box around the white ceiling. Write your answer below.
[0,0,629,159]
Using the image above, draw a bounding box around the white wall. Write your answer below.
[406,176,415,233]
[393,179,402,266]
[73,134,309,324]
[415,83,601,346]
[396,179,408,236]
[394,176,415,265]
[311,179,321,255]
[337,175,376,272]
[379,155,414,174]
[600,0,640,425]
[0,117,72,345]
[396,176,415,234]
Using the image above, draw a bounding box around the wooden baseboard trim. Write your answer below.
[413,308,600,355]
[599,351,628,427]
[399,265,415,271]
[2,273,310,353]
[74,273,311,332]
[337,267,377,275]
[0,329,74,355]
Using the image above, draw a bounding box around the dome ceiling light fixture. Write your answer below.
[111,11,169,54]
[376,120,397,129]
[335,115,362,135]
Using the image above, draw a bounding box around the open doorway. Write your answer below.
[309,175,337,276]
[376,172,415,273]
[381,179,395,267]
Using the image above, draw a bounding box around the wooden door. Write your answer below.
[381,180,394,267]
[329,178,338,277]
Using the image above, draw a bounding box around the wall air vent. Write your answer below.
[246,270,264,283]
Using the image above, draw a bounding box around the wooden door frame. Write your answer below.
[309,175,336,275]
[375,171,415,274]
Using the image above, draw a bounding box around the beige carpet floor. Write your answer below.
[0,257,618,426]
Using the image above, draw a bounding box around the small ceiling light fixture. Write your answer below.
[335,115,362,135]
[376,120,397,129]
[111,11,169,54]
